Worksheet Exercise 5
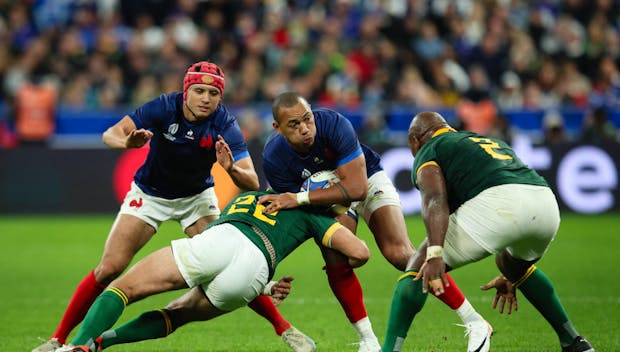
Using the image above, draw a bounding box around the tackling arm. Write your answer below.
[309,153,368,206]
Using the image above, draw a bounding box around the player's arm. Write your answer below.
[313,152,368,205]
[258,154,367,214]
[414,162,450,295]
[323,224,370,268]
[215,135,260,191]
[102,115,153,149]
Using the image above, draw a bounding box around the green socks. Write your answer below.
[382,271,428,352]
[517,267,579,346]
[70,288,127,346]
[99,309,174,349]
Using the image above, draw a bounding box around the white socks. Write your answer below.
[455,299,483,324]
[353,316,379,341]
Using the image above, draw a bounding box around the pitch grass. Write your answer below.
[1,213,618,351]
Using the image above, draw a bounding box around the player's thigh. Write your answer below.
[443,216,492,269]
[352,170,402,223]
[176,187,221,233]
[102,213,157,266]
[184,215,219,238]
[113,247,187,303]
[165,287,228,324]
[506,185,560,261]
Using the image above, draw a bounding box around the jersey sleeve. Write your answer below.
[220,119,250,162]
[320,110,363,166]
[128,94,168,132]
[304,212,342,247]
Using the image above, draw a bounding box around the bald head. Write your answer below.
[407,111,451,156]
[272,92,310,122]
[408,111,450,141]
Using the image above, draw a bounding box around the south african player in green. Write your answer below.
[58,191,370,352]
[382,111,594,352]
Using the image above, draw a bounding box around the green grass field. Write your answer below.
[1,213,618,351]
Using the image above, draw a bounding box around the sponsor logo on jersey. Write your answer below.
[129,198,143,208]
[313,156,324,165]
[301,169,312,179]
[185,129,195,140]
[200,134,214,149]
[163,123,179,141]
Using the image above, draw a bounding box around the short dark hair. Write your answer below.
[272,92,304,121]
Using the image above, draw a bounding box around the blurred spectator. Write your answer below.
[456,64,497,135]
[542,110,569,145]
[15,78,57,143]
[580,106,618,144]
[495,71,523,110]
[0,0,619,145]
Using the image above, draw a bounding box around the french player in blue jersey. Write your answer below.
[33,63,310,352]
[258,92,492,352]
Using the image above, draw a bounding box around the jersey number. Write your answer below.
[226,195,278,226]
[468,137,512,160]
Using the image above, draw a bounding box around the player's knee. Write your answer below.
[95,260,127,285]
[495,250,536,282]
[381,243,414,271]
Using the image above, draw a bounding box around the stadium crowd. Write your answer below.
[1,0,619,144]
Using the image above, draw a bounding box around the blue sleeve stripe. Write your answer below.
[233,150,251,162]
[336,148,363,167]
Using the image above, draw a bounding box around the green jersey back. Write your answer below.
[207,191,340,278]
[412,130,548,213]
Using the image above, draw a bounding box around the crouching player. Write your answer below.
[56,191,370,352]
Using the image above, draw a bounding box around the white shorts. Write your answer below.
[119,182,220,231]
[443,184,561,269]
[350,171,402,223]
[171,223,269,311]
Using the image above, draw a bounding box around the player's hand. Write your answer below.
[215,135,234,171]
[270,276,294,306]
[480,275,518,314]
[126,129,153,148]
[258,193,299,213]
[414,257,449,295]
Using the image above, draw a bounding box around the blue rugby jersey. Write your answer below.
[262,108,383,192]
[128,92,250,199]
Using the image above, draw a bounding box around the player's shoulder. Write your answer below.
[211,104,239,130]
[264,131,285,151]
[156,92,183,111]
[313,108,353,131]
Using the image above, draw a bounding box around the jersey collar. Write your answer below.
[431,127,456,139]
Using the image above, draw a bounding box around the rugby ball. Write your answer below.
[300,170,349,215]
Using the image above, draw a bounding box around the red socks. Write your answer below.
[431,273,465,309]
[248,295,291,336]
[325,263,368,323]
[51,271,106,343]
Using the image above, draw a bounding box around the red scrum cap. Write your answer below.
[183,61,225,101]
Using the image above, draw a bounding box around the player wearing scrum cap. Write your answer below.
[33,62,313,352]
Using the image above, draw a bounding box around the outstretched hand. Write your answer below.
[126,129,153,148]
[215,135,234,171]
[480,275,518,314]
[270,276,295,306]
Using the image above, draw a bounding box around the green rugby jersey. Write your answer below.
[207,191,341,278]
[412,128,548,213]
